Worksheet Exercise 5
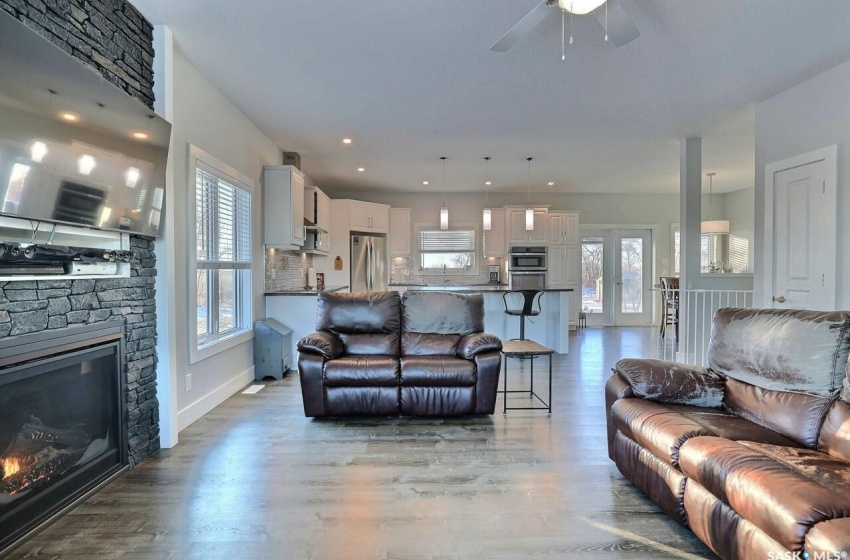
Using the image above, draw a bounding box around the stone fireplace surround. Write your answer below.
[0,0,161,465]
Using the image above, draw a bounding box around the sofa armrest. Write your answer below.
[613,358,725,407]
[457,333,502,359]
[297,332,344,359]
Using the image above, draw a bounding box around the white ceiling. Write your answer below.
[133,0,850,194]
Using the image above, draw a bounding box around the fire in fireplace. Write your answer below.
[0,322,128,553]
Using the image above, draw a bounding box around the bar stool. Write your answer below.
[503,290,543,341]
[660,276,679,339]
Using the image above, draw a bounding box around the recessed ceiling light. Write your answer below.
[357,167,365,172]
[422,181,429,185]
[132,131,149,140]
[342,138,352,144]
[485,181,492,186]
[61,112,78,122]
[547,181,555,186]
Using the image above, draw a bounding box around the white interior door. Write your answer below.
[770,158,834,310]
[581,228,652,326]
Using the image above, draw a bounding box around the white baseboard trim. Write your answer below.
[177,366,254,432]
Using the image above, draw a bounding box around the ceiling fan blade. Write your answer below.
[597,0,639,47]
[491,1,552,52]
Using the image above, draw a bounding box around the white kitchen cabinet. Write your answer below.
[263,165,304,248]
[389,207,412,256]
[507,208,548,244]
[482,208,505,257]
[351,200,389,233]
[547,211,580,244]
[548,244,580,288]
[303,186,331,254]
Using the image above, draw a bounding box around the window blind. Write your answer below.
[419,229,475,252]
[196,165,251,269]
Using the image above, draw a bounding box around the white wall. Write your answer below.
[159,47,280,434]
[755,58,850,309]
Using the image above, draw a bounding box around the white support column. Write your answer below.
[152,25,179,449]
[680,137,702,291]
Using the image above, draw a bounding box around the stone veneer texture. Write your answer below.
[0,0,155,108]
[0,0,159,464]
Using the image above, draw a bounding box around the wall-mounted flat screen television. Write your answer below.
[0,10,171,239]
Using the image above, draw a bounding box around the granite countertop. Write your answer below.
[264,285,348,296]
[402,285,573,293]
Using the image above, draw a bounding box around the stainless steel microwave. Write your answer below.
[509,246,547,271]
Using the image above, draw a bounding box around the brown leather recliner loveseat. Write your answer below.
[297,290,502,417]
[606,308,850,559]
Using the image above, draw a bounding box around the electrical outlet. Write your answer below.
[185,373,192,392]
[271,269,276,279]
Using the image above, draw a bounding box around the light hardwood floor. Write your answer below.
[8,327,712,560]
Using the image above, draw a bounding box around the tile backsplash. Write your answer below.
[265,249,314,292]
[390,256,504,285]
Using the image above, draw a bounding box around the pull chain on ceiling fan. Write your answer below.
[491,0,638,54]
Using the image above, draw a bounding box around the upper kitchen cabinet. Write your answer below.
[482,208,505,257]
[547,211,580,244]
[263,165,304,248]
[351,200,389,233]
[389,208,412,256]
[507,208,548,244]
[303,186,331,254]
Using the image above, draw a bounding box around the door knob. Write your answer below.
[772,295,786,303]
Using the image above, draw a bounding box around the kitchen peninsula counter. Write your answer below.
[266,285,573,358]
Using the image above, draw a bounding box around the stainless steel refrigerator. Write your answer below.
[350,233,388,292]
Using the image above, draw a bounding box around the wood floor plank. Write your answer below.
[6,327,714,559]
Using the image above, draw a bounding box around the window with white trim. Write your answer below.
[193,158,252,353]
[418,228,476,273]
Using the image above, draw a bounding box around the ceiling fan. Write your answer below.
[491,0,639,52]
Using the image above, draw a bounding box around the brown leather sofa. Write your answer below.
[297,290,502,417]
[606,308,850,559]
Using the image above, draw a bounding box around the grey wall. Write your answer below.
[165,48,280,429]
[0,0,159,464]
[755,58,850,308]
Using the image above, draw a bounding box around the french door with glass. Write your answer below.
[581,228,652,326]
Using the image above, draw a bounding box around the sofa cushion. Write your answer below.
[325,386,400,416]
[323,355,399,386]
[684,480,788,560]
[401,291,483,332]
[338,332,399,356]
[612,399,801,469]
[402,332,463,356]
[317,290,400,334]
[678,436,850,551]
[400,386,475,415]
[400,356,475,386]
[724,377,834,448]
[708,308,850,396]
[613,358,725,407]
[805,519,850,557]
[818,398,850,462]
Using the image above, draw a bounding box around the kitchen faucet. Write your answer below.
[443,265,450,283]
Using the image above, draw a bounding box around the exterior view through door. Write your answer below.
[581,228,652,326]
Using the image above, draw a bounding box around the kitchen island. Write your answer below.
[264,285,573,360]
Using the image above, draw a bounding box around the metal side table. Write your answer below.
[500,339,554,413]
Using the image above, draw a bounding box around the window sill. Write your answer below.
[190,328,253,365]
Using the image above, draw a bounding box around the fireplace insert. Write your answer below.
[0,322,128,552]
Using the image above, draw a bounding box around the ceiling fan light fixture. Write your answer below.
[557,0,606,15]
